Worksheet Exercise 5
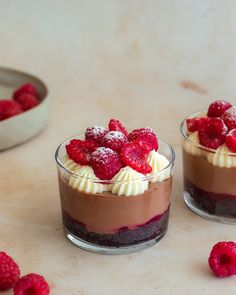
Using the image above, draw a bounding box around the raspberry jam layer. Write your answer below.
[62,209,169,247]
[184,178,236,217]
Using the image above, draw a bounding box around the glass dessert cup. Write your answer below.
[55,135,175,254]
[181,112,236,224]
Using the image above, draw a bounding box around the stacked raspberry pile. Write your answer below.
[0,251,49,294]
[0,83,39,121]
[186,100,236,152]
[66,119,158,180]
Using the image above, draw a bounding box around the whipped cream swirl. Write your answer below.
[111,167,148,196]
[147,150,170,182]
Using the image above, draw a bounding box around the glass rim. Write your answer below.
[55,134,175,183]
[180,110,236,156]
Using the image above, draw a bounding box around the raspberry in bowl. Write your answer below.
[181,100,236,223]
[55,119,175,254]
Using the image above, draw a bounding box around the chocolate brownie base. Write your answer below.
[62,209,169,247]
[184,178,236,218]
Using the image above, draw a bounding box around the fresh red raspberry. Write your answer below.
[91,147,122,180]
[85,126,108,144]
[66,139,98,165]
[207,100,232,117]
[222,106,236,130]
[198,118,228,149]
[14,273,50,295]
[225,129,236,153]
[0,252,20,290]
[108,119,129,137]
[186,117,210,132]
[14,93,39,111]
[121,142,152,174]
[0,100,22,121]
[128,127,158,152]
[101,131,128,152]
[208,241,236,278]
[13,83,37,100]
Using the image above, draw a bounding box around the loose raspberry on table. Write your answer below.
[222,106,236,130]
[121,142,152,174]
[14,93,39,111]
[128,127,158,152]
[0,251,20,290]
[66,139,98,165]
[13,83,38,100]
[186,117,209,132]
[13,273,50,295]
[85,126,108,145]
[0,100,22,121]
[225,129,236,153]
[91,147,122,180]
[108,119,129,137]
[207,100,232,117]
[198,117,228,149]
[101,131,128,152]
[208,241,236,278]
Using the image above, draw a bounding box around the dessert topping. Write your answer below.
[198,118,228,149]
[225,129,236,153]
[111,166,148,196]
[121,142,152,174]
[186,117,209,133]
[66,139,98,165]
[108,118,129,137]
[85,126,108,144]
[128,127,158,152]
[147,150,170,182]
[69,166,106,193]
[207,100,232,117]
[0,252,20,290]
[91,147,122,180]
[101,131,128,152]
[222,106,236,130]
[208,241,236,278]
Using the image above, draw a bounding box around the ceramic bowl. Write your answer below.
[0,67,49,150]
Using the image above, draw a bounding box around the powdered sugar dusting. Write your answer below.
[86,126,106,136]
[223,106,236,118]
[104,131,126,140]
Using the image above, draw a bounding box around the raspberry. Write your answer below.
[186,117,209,132]
[207,100,232,117]
[85,126,108,144]
[66,139,98,165]
[0,100,22,121]
[13,83,37,100]
[101,131,128,152]
[222,106,236,130]
[91,147,122,180]
[128,127,158,152]
[121,142,152,174]
[208,241,236,278]
[14,273,49,295]
[14,93,39,111]
[198,118,228,149]
[225,129,236,153]
[108,119,129,137]
[0,252,20,290]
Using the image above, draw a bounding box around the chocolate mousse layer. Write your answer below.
[183,149,236,217]
[59,176,172,234]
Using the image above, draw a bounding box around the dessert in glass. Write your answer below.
[55,119,175,254]
[181,100,236,223]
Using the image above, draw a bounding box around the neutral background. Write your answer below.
[1,1,236,294]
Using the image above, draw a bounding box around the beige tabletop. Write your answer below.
[1,1,236,294]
